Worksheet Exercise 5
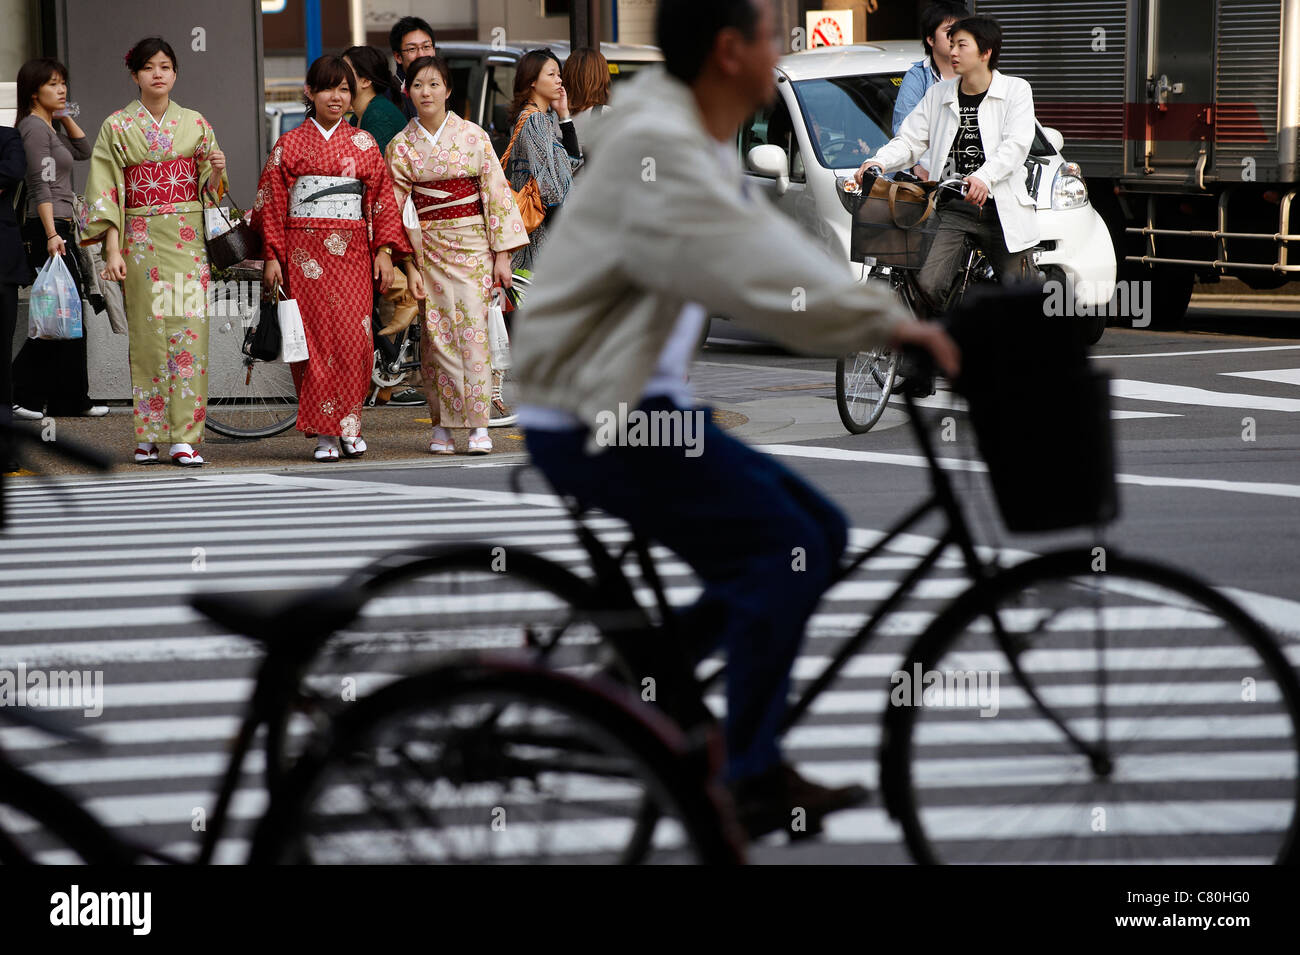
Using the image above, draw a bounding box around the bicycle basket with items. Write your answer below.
[838,174,940,269]
[946,286,1118,533]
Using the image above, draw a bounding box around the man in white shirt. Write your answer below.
[858,15,1040,314]
[512,0,959,840]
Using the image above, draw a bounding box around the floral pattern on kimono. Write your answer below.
[252,121,410,437]
[386,114,527,428]
[81,100,225,445]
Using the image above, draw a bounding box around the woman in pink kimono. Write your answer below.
[385,55,528,455]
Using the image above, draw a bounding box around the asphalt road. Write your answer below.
[2,303,1299,864]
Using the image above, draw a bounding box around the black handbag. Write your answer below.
[205,194,263,270]
[243,293,282,362]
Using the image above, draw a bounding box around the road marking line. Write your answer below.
[1110,379,1300,412]
[886,391,1178,419]
[1221,367,1300,388]
[1098,345,1300,359]
[760,444,1300,499]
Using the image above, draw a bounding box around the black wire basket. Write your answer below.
[947,286,1119,533]
[849,193,940,269]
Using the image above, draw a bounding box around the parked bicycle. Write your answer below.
[309,293,1300,864]
[204,266,523,440]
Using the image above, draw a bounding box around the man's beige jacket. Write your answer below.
[511,66,909,434]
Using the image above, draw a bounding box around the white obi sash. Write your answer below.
[289,175,364,220]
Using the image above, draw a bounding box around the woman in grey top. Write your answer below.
[504,49,582,274]
[12,57,107,419]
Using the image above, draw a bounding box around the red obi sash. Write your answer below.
[414,177,484,222]
[124,157,199,208]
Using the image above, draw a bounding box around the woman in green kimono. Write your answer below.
[82,36,227,467]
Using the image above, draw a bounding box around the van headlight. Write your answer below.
[1052,163,1089,210]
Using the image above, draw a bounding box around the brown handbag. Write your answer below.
[500,107,548,234]
[204,191,263,270]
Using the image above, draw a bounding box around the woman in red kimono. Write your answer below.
[254,55,410,461]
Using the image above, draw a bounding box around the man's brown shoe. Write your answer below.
[729,762,869,841]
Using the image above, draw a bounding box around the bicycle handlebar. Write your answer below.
[846,170,968,198]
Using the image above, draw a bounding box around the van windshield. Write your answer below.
[792,75,900,170]
[794,73,1058,170]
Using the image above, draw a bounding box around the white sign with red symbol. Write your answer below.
[807,10,854,48]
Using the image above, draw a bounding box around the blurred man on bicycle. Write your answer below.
[511,0,958,840]
[857,15,1040,314]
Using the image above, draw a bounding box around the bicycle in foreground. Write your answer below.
[314,295,1300,864]
[0,425,742,865]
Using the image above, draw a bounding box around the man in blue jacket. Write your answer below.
[892,1,968,179]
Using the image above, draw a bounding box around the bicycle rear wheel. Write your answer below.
[883,549,1300,864]
[267,545,650,780]
[207,310,298,438]
[252,659,743,864]
[835,348,898,434]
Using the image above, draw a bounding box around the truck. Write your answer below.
[973,0,1300,325]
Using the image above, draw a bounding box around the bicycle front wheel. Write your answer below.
[883,549,1300,864]
[252,659,743,864]
[207,313,298,438]
[835,348,898,434]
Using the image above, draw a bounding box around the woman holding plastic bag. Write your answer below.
[253,55,410,462]
[81,37,227,466]
[386,55,527,455]
[12,57,107,421]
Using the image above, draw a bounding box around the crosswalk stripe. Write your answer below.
[2,474,1295,861]
[1,508,588,537]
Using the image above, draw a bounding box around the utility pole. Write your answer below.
[569,0,602,50]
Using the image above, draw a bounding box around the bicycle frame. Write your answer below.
[554,386,1114,768]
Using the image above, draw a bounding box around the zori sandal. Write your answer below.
[314,437,340,462]
[429,426,454,455]
[169,444,204,467]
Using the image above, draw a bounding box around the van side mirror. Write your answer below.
[747,144,790,196]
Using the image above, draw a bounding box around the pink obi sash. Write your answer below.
[124,157,199,208]
[413,177,484,222]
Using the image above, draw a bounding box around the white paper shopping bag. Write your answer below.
[488,288,510,371]
[277,297,310,363]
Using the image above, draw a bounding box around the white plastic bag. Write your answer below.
[488,288,510,371]
[28,255,83,340]
[277,297,309,363]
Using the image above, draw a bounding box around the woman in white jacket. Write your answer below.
[858,15,1040,313]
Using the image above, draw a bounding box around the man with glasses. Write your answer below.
[389,15,437,119]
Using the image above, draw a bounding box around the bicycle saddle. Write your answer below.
[191,587,367,648]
